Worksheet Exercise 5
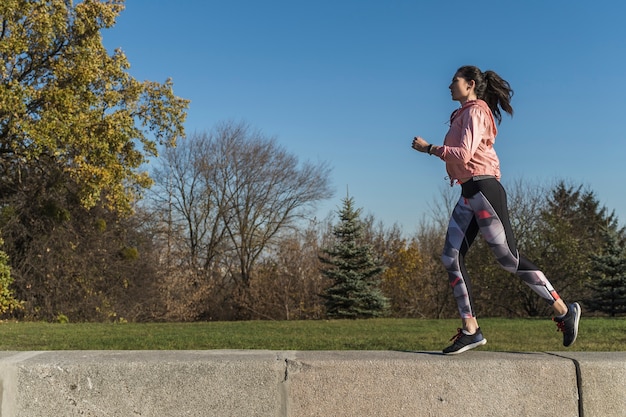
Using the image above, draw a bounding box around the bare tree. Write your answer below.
[148,121,333,318]
[209,122,334,288]
[426,184,459,229]
[413,219,456,318]
[250,221,330,320]
[151,131,229,273]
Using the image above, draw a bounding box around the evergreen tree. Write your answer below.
[585,227,626,316]
[529,182,621,312]
[320,196,389,318]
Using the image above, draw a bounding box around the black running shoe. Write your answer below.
[443,328,487,355]
[553,302,581,347]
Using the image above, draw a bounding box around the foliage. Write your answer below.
[534,182,620,308]
[0,0,188,212]
[380,230,453,319]
[381,240,424,315]
[0,0,187,321]
[0,238,22,315]
[585,227,626,316]
[1,202,164,321]
[320,196,389,318]
[249,223,329,320]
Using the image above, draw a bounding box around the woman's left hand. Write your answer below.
[412,136,430,153]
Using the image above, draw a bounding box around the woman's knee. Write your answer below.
[441,249,458,271]
[493,249,519,273]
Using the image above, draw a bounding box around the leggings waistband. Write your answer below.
[460,175,498,198]
[470,175,496,181]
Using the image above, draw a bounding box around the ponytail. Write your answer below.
[456,66,514,125]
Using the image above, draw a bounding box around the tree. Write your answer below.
[320,196,389,319]
[213,122,333,289]
[148,122,334,319]
[249,221,329,320]
[0,238,21,315]
[1,201,165,321]
[0,0,188,321]
[380,239,425,317]
[585,227,626,316]
[535,181,620,306]
[1,0,188,213]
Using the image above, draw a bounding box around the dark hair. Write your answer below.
[456,65,514,125]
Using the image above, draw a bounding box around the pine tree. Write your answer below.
[585,227,626,316]
[320,196,389,318]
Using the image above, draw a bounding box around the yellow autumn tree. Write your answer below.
[0,0,188,212]
[0,0,188,320]
[381,240,425,317]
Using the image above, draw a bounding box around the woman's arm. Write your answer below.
[438,107,488,163]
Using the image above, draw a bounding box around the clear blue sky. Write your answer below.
[102,0,626,232]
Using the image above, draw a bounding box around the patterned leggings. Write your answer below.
[441,177,560,319]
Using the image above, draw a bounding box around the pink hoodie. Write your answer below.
[431,99,500,183]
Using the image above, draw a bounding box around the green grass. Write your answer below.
[0,318,624,351]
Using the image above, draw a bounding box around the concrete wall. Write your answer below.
[0,350,623,416]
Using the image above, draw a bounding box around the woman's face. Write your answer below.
[449,73,473,103]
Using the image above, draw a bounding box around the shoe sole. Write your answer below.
[443,338,487,355]
[564,302,581,347]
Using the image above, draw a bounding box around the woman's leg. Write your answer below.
[465,180,580,346]
[465,179,563,308]
[442,178,579,350]
[441,200,488,355]
[441,195,480,330]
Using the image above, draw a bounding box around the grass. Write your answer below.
[0,318,624,351]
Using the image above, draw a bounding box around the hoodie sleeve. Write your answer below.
[437,106,489,163]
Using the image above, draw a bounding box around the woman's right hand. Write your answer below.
[411,136,429,153]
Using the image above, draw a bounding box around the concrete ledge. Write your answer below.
[556,352,626,417]
[0,350,623,416]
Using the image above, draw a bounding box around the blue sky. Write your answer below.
[102,0,626,232]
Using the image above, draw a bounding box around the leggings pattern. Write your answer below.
[441,179,560,318]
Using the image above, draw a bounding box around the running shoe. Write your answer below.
[553,302,581,347]
[442,327,487,355]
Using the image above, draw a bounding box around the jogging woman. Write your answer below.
[411,65,580,355]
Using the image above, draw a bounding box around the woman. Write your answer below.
[411,65,580,355]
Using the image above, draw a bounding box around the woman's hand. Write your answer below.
[411,136,430,153]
